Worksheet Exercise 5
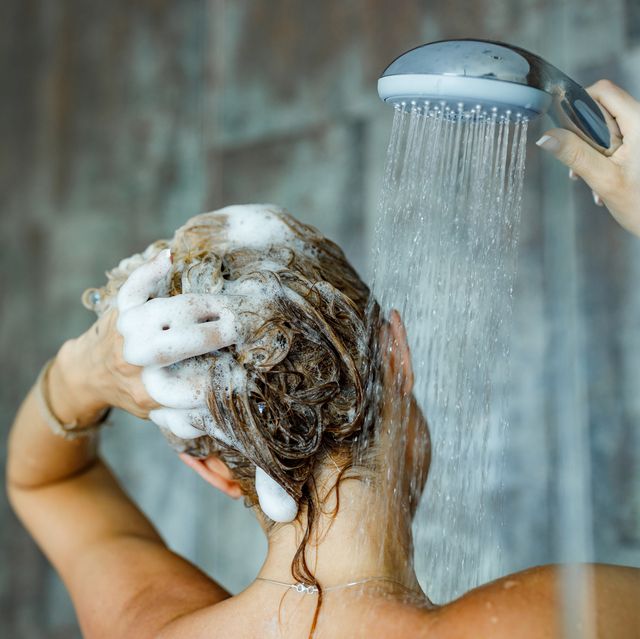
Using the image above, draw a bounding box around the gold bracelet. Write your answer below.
[36,357,112,441]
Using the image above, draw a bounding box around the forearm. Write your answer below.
[6,339,109,490]
[5,338,173,600]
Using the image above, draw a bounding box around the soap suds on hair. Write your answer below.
[173,204,315,260]
[117,294,240,367]
[82,203,369,526]
[150,406,233,445]
[142,358,212,409]
[255,466,298,523]
[208,351,248,394]
[223,205,297,248]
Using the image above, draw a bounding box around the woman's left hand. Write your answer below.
[47,249,178,425]
[49,244,266,427]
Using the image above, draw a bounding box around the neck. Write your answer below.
[256,468,421,592]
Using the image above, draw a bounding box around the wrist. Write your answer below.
[49,340,109,427]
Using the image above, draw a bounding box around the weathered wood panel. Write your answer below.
[1,0,639,635]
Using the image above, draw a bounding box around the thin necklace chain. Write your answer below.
[256,575,414,595]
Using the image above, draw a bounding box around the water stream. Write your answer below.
[364,104,529,602]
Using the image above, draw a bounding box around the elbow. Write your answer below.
[5,439,23,509]
[5,468,27,522]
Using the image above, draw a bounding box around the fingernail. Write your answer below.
[569,169,578,181]
[535,134,560,152]
[592,191,604,206]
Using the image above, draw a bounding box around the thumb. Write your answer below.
[536,128,616,195]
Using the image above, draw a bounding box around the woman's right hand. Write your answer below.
[535,79,640,237]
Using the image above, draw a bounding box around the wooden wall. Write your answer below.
[1,1,639,635]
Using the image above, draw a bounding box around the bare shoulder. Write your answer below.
[422,563,640,639]
[154,565,640,639]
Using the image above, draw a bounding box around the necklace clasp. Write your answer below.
[293,583,319,594]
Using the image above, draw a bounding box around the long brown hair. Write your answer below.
[91,206,382,635]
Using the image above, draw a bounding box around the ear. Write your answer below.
[178,453,244,499]
[380,309,414,395]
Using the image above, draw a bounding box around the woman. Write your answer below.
[6,79,640,638]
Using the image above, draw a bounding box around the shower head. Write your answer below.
[378,39,621,156]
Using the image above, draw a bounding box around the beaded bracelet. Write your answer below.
[36,357,112,441]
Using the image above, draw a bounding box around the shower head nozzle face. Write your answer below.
[377,74,551,119]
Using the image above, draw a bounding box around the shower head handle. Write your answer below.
[494,40,622,155]
[550,78,622,157]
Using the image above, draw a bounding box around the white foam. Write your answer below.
[217,204,297,250]
[117,294,240,367]
[174,204,311,257]
[255,466,298,523]
[141,359,211,409]
[149,407,233,445]
[222,274,281,303]
[209,351,249,394]
[149,407,206,439]
[116,248,172,313]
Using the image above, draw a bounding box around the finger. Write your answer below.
[255,466,298,523]
[117,248,172,313]
[123,321,239,367]
[535,128,619,198]
[130,377,163,411]
[149,406,233,444]
[117,295,241,366]
[178,454,243,499]
[142,358,212,409]
[149,407,206,439]
[118,294,238,334]
[585,79,639,134]
[206,455,237,481]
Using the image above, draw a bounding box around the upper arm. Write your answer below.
[8,459,230,638]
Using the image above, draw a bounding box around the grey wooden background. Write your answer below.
[1,1,639,636]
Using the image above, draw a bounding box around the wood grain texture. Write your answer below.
[1,0,639,635]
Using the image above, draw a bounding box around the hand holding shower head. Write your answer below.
[378,39,622,156]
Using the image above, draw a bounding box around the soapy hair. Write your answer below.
[170,211,379,609]
[84,207,381,634]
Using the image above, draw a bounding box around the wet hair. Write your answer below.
[85,206,381,633]
[173,209,378,581]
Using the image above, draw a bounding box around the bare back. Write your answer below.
[155,564,640,639]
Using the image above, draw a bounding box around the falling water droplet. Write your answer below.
[363,104,529,602]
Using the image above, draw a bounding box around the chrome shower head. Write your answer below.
[378,39,621,156]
